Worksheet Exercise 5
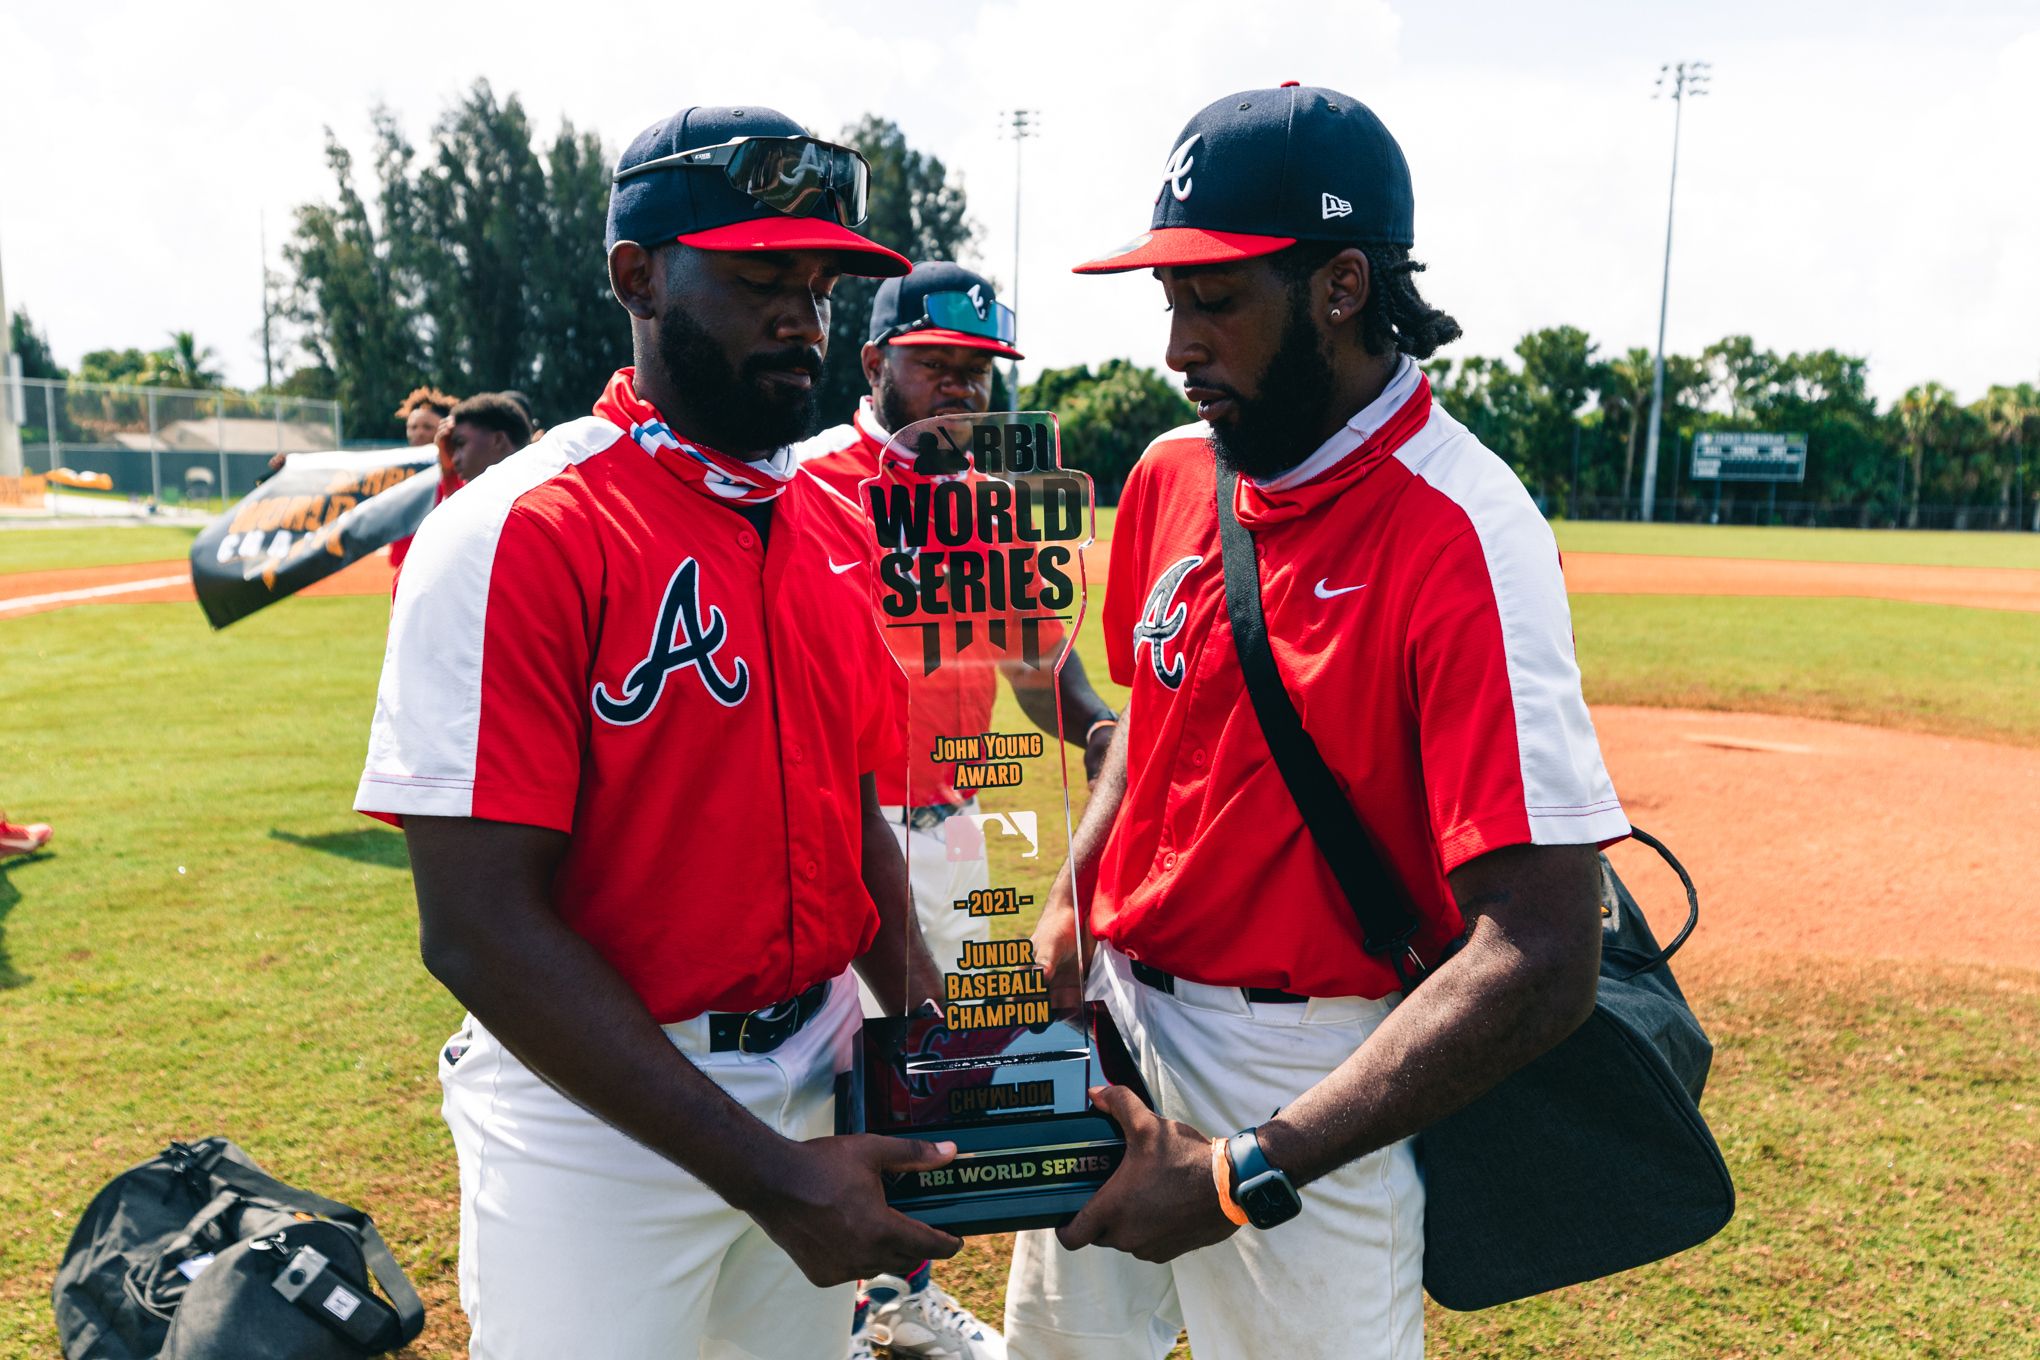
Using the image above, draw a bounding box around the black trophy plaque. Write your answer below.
[845,410,1148,1235]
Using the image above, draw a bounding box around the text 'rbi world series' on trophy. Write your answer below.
[839,410,1152,1236]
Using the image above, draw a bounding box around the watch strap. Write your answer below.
[1210,1137,1249,1226]
[1227,1127,1275,1185]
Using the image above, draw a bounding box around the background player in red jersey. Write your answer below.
[799,261,1118,1008]
[799,261,1111,1360]
[357,103,968,1359]
[1004,86,1628,1360]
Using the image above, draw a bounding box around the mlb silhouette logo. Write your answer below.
[1321,192,1353,219]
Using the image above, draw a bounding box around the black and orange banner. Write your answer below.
[189,450,439,629]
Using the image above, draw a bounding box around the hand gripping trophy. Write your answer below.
[843,409,1152,1235]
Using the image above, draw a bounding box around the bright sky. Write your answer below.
[3,0,2036,410]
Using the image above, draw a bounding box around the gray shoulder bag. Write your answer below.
[1216,469,1735,1310]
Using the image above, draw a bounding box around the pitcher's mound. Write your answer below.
[1596,706,2040,971]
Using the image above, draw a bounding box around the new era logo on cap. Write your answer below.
[1322,192,1353,219]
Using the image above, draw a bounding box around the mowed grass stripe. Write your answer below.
[0,525,201,574]
[1554,521,2040,570]
[1572,595,2040,747]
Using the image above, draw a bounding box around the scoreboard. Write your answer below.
[1690,431,1807,483]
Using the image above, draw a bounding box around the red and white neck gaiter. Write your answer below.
[595,368,799,506]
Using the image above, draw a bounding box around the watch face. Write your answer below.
[1238,1171,1303,1229]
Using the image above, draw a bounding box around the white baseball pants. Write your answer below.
[859,805,993,1018]
[1002,944,1425,1360]
[439,971,860,1359]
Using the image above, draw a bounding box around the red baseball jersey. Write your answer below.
[355,380,906,1023]
[797,399,1067,808]
[1096,358,1626,1000]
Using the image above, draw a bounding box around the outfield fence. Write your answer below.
[4,376,342,507]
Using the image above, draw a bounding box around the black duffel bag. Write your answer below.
[54,1138,425,1359]
[1216,475,1734,1311]
[1417,834,1734,1309]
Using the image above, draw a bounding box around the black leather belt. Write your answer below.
[708,978,830,1054]
[1130,959,1310,1005]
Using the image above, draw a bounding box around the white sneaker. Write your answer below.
[846,1312,887,1360]
[861,1273,1007,1360]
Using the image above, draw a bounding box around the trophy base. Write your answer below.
[883,1112,1127,1236]
[851,1007,1151,1237]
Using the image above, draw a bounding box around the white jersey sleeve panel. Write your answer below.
[790,422,862,465]
[353,416,622,819]
[1396,405,1629,847]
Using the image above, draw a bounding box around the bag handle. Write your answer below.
[197,1152,426,1349]
[1215,468,1431,989]
[1601,827,1700,980]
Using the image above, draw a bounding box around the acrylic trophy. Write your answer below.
[842,409,1150,1236]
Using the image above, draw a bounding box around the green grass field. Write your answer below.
[1572,595,2040,747]
[0,526,199,575]
[4,525,2039,1356]
[1552,520,2040,569]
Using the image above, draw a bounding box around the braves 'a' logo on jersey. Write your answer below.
[593,558,748,723]
[1133,555,1203,690]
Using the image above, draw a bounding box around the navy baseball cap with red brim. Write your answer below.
[609,104,911,278]
[1075,83,1414,275]
[867,262,1025,360]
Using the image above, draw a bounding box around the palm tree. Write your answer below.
[1895,382,1958,528]
[1979,384,2039,528]
[142,332,224,390]
[1600,348,1653,517]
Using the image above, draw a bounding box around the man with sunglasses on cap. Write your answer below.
[1003,85,1627,1359]
[356,104,968,1358]
[796,261,1115,1360]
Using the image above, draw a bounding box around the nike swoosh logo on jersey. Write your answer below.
[1314,579,1367,598]
[828,559,859,574]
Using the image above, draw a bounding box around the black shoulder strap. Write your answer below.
[1215,467,1430,989]
[201,1153,426,1347]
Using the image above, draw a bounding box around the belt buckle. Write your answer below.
[738,996,802,1054]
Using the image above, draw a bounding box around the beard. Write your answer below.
[1206,288,1338,483]
[656,300,824,453]
[874,366,979,435]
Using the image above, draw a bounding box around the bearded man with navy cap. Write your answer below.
[356,103,971,1358]
[1002,85,1627,1359]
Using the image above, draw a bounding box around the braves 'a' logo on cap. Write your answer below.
[1321,192,1353,219]
[967,283,991,319]
[1157,135,1200,205]
[593,558,749,723]
[1133,555,1203,690]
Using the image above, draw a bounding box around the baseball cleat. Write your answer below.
[860,1273,1007,1360]
[0,814,52,857]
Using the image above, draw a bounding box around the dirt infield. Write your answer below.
[1563,551,2040,612]
[1597,705,2040,971]
[0,552,396,618]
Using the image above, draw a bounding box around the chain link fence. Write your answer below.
[4,376,342,511]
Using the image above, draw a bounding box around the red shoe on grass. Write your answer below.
[0,814,53,856]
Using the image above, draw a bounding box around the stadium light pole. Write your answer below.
[1002,109,1038,411]
[260,211,274,393]
[0,226,21,478]
[1639,60,1708,522]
